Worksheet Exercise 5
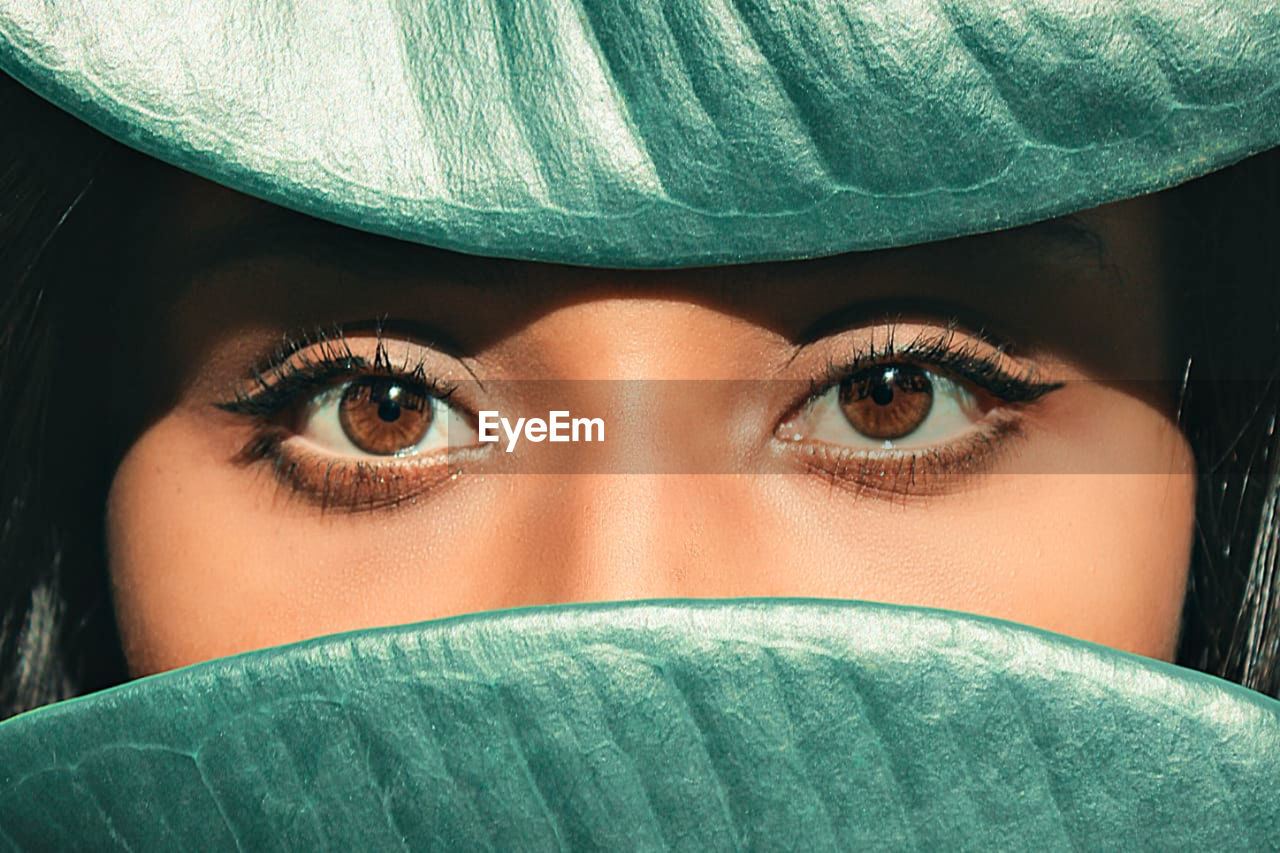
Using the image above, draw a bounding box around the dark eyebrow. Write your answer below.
[1006,214,1107,257]
[170,204,1108,309]
[170,208,440,283]
[792,215,1109,346]
[166,205,551,301]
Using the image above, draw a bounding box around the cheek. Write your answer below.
[996,474,1193,658]
[106,415,443,674]
[107,419,285,674]
[753,467,1194,660]
[909,474,1193,659]
[108,414,562,675]
[758,412,1195,659]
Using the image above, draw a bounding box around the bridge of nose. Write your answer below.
[469,298,802,603]
[505,297,775,380]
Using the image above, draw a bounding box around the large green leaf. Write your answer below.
[0,599,1277,848]
[1,1,1277,267]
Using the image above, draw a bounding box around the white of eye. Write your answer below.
[783,371,984,450]
[296,382,476,458]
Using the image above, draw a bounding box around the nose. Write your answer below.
[471,375,777,604]
[492,473,777,605]
[467,297,788,605]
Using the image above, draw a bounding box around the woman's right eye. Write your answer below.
[295,376,475,459]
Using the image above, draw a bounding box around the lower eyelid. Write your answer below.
[235,429,477,511]
[780,412,1026,499]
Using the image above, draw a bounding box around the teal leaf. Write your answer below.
[1,599,1278,847]
[0,1,1277,266]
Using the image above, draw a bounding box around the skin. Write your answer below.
[105,172,1195,676]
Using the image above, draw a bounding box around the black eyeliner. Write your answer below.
[815,327,1063,404]
[216,326,456,419]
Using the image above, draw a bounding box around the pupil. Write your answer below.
[376,395,402,423]
[870,378,894,406]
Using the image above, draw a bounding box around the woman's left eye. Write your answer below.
[296,376,474,458]
[780,364,986,450]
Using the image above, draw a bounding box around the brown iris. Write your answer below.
[337,378,433,455]
[839,365,933,441]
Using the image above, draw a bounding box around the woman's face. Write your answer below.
[105,173,1194,675]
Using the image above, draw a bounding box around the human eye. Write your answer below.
[296,377,459,459]
[776,326,1063,496]
[216,327,479,509]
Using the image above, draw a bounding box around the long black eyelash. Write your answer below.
[814,324,1063,403]
[215,323,457,418]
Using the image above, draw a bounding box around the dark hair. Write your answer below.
[2,73,1280,719]
[1175,148,1280,695]
[0,76,128,716]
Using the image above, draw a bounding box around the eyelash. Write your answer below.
[788,328,1062,497]
[217,324,1062,508]
[218,327,458,418]
[217,327,464,510]
[813,327,1056,403]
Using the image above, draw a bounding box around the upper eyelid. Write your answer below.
[254,326,481,392]
[784,321,1007,382]
[244,323,484,388]
[821,338,1004,382]
[787,304,1016,357]
[217,348,461,418]
[809,335,1062,404]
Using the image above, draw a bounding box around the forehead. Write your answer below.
[126,167,1170,378]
